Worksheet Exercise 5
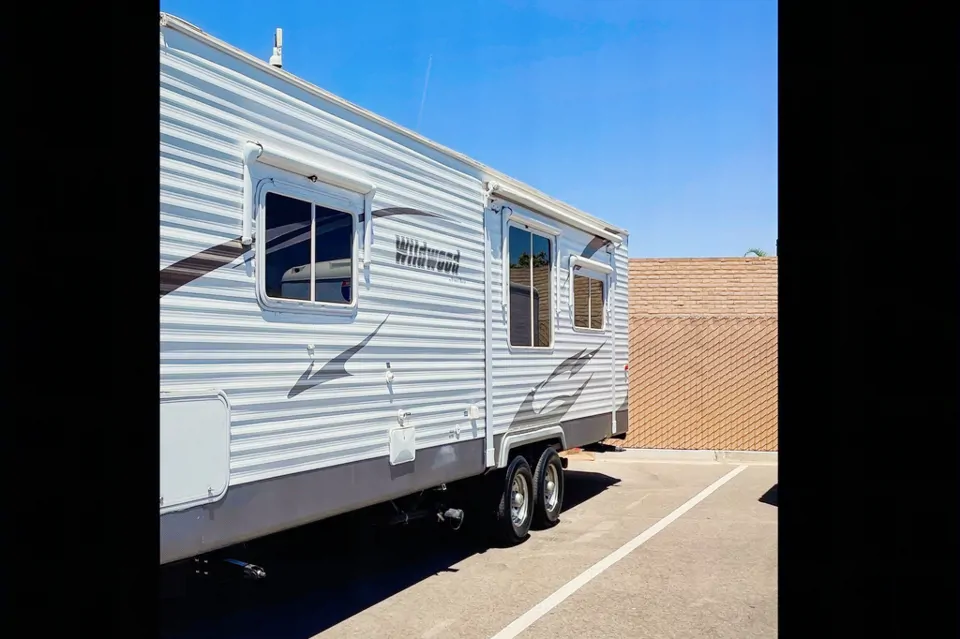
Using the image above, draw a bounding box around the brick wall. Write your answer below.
[625,258,778,451]
[629,257,778,316]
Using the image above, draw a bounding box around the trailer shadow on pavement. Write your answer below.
[159,469,622,639]
[758,483,778,507]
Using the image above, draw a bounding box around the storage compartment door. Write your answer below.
[160,390,231,514]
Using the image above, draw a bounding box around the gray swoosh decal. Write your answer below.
[287,315,390,399]
[542,343,604,387]
[507,343,606,431]
[580,236,609,260]
[359,207,442,223]
[510,374,595,432]
[159,237,252,297]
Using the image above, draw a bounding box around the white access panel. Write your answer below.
[389,426,416,466]
[160,390,231,515]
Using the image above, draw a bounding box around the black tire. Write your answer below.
[532,447,565,529]
[493,455,535,545]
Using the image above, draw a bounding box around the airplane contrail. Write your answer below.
[416,54,433,131]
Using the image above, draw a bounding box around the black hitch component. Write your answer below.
[222,558,267,580]
[438,507,464,531]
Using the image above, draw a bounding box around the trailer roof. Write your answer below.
[160,13,628,238]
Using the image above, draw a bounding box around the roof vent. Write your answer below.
[269,28,283,68]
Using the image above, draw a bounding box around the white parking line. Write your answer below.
[488,464,749,639]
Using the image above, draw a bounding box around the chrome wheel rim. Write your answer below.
[510,473,529,527]
[544,464,560,513]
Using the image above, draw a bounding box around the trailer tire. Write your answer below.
[532,448,564,528]
[493,455,534,545]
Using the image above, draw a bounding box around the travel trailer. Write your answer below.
[159,13,629,567]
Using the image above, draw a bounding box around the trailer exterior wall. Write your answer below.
[614,237,630,426]
[159,18,628,564]
[487,198,626,445]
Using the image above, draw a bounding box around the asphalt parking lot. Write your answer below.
[160,452,778,639]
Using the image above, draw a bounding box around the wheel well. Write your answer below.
[509,438,562,466]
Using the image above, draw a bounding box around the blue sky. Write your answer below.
[160,0,777,257]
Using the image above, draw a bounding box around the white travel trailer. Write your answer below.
[159,13,629,567]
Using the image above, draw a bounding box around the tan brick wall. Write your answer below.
[630,257,778,316]
[625,258,778,451]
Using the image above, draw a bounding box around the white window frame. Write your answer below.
[569,254,612,333]
[506,218,557,351]
[254,177,361,316]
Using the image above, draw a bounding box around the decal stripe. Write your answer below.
[508,342,606,432]
[159,237,251,297]
[287,315,391,398]
[359,207,442,223]
[580,235,609,260]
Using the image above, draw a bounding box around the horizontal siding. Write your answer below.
[488,199,620,436]
[159,27,629,488]
[613,240,630,417]
[161,34,486,486]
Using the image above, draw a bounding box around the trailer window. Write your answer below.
[263,192,354,305]
[508,225,553,348]
[572,274,605,330]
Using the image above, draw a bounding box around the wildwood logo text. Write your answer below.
[395,235,461,275]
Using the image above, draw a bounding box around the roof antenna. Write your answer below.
[269,28,283,68]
